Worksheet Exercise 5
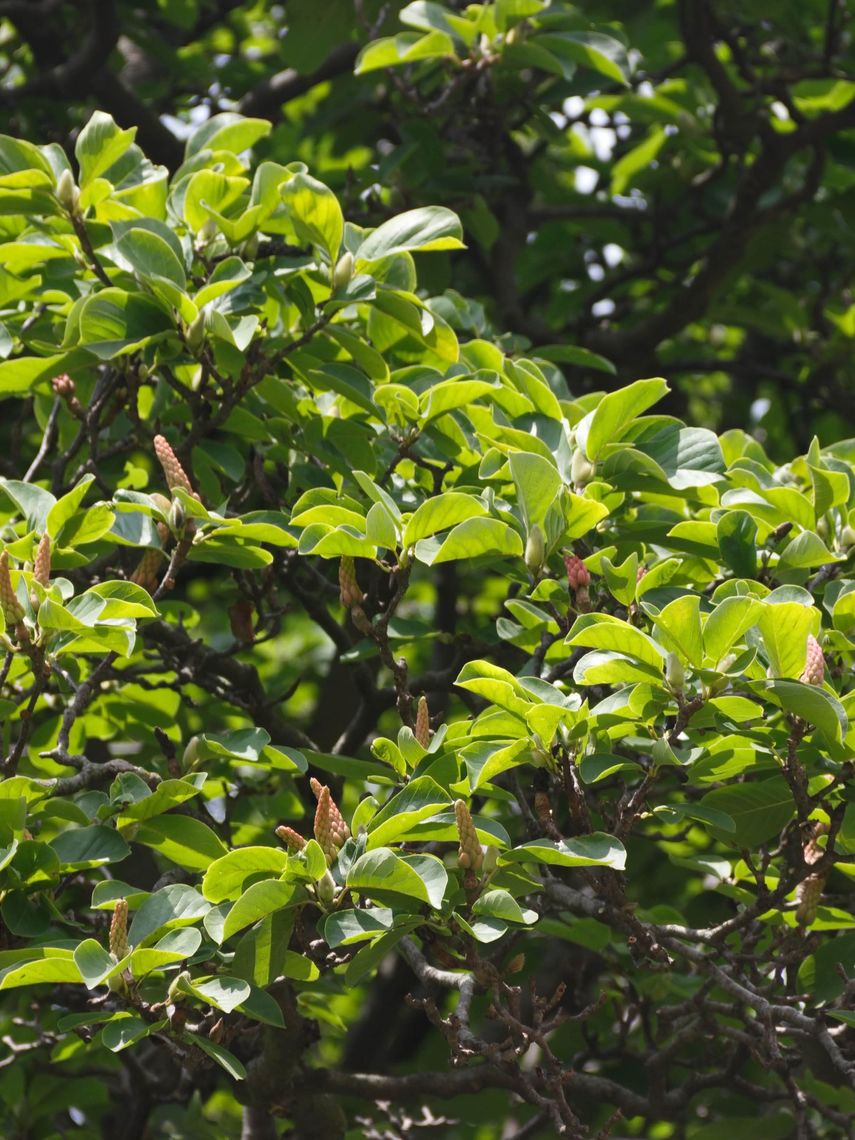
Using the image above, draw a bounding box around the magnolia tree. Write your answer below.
[0,109,852,1140]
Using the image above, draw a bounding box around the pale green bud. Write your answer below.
[524,523,545,576]
[571,449,595,488]
[56,169,79,213]
[332,251,354,292]
[665,652,685,693]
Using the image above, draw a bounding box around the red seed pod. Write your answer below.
[563,553,591,590]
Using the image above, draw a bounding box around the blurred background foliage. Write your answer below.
[1,0,854,459]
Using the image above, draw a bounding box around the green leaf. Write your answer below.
[75,111,136,187]
[355,31,457,76]
[101,1014,165,1052]
[653,595,704,667]
[174,973,251,1014]
[357,206,465,263]
[534,344,616,375]
[128,884,210,947]
[185,112,271,158]
[566,614,665,670]
[700,777,795,846]
[509,451,562,528]
[202,847,289,903]
[402,492,487,546]
[50,825,129,870]
[0,956,83,990]
[321,908,395,948]
[703,596,764,663]
[472,889,538,925]
[757,600,817,678]
[347,848,447,908]
[417,517,523,565]
[500,833,627,871]
[759,679,847,741]
[184,1032,247,1080]
[221,879,305,942]
[134,816,227,871]
[74,939,120,989]
[115,228,187,289]
[281,171,343,263]
[717,510,757,578]
[578,378,669,461]
[366,777,452,848]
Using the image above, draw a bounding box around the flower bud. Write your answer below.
[332,251,353,292]
[316,869,336,906]
[571,449,595,489]
[182,735,202,770]
[665,652,685,693]
[524,523,545,577]
[168,497,186,537]
[185,310,206,352]
[56,169,79,213]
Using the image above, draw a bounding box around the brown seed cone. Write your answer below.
[33,534,51,587]
[454,799,483,872]
[275,825,307,852]
[0,551,24,627]
[506,952,525,975]
[795,872,826,927]
[153,434,194,495]
[129,548,164,593]
[310,777,350,846]
[314,786,337,864]
[800,635,825,686]
[229,600,255,644]
[338,556,363,608]
[109,899,129,960]
[415,695,430,748]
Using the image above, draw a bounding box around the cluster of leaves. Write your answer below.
[0,104,852,1140]
[2,1,855,455]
